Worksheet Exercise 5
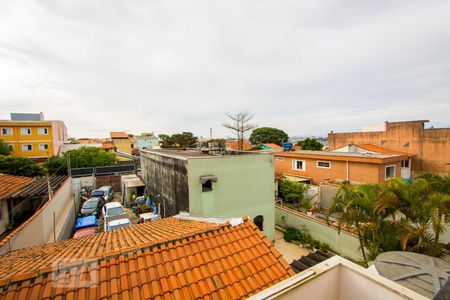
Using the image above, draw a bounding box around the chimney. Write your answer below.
[40,112,45,120]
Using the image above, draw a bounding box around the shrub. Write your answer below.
[284,228,300,242]
[283,226,331,251]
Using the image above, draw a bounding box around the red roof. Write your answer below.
[0,217,294,299]
[102,142,114,149]
[110,132,129,139]
[0,174,34,200]
[226,140,252,151]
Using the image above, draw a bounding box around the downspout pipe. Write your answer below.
[346,161,349,181]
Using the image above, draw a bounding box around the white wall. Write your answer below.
[0,178,78,254]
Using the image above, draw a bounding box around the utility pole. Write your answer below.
[66,154,71,177]
[210,127,212,140]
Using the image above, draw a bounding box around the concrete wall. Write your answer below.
[0,178,78,254]
[140,152,190,217]
[328,120,450,174]
[187,153,276,241]
[275,205,362,261]
[0,200,9,235]
[319,184,339,211]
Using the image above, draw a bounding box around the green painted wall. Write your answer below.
[275,205,363,261]
[187,153,275,241]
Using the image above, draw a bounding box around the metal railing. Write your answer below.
[70,164,137,177]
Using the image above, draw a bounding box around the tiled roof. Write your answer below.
[0,217,294,299]
[102,142,114,149]
[0,218,218,280]
[0,174,34,200]
[226,140,252,151]
[110,132,129,139]
[290,250,334,273]
[357,144,415,157]
[276,149,407,163]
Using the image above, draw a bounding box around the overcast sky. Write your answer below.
[1,0,449,138]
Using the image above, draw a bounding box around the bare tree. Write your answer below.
[222,111,256,150]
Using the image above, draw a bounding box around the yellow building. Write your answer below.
[0,113,68,159]
[110,132,132,154]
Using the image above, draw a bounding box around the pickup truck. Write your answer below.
[102,202,127,227]
[105,218,132,231]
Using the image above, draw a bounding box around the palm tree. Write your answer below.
[328,184,371,267]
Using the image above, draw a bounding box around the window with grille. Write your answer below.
[317,161,331,169]
[292,160,306,171]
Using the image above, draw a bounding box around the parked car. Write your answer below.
[80,198,103,216]
[91,186,114,202]
[105,218,132,232]
[102,202,127,224]
[73,227,98,238]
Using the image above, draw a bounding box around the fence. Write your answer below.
[70,164,137,178]
[275,204,363,261]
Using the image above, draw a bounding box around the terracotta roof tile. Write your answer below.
[0,174,34,200]
[0,218,293,299]
[110,132,128,139]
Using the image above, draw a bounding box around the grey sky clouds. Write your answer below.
[0,0,449,138]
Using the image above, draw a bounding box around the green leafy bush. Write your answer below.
[283,226,331,251]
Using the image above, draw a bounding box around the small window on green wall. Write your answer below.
[202,180,213,192]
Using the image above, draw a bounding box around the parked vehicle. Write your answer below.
[105,218,132,232]
[137,212,160,224]
[80,198,103,216]
[73,227,98,238]
[102,202,127,224]
[73,216,98,232]
[91,186,114,202]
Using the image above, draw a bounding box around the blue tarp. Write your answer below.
[73,216,98,231]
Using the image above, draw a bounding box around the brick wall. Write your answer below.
[328,120,450,174]
[96,175,121,191]
[275,156,391,184]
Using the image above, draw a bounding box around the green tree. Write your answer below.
[0,139,12,156]
[279,179,310,209]
[65,147,116,168]
[45,147,116,174]
[249,127,289,146]
[328,184,371,266]
[159,132,198,148]
[44,156,67,175]
[296,138,323,150]
[0,156,45,177]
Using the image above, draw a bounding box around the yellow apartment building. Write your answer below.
[0,113,67,159]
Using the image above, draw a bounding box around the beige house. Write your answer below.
[110,131,132,154]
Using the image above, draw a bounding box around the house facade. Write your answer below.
[140,149,276,240]
[0,113,68,158]
[274,149,410,185]
[110,131,132,154]
[135,132,159,150]
[328,120,450,174]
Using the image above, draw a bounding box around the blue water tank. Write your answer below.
[283,143,293,151]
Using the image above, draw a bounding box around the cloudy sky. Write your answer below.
[1,0,449,138]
